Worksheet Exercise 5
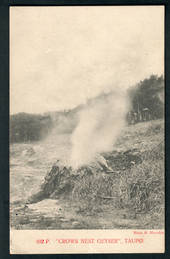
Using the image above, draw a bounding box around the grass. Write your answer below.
[11,119,164,229]
[70,119,164,228]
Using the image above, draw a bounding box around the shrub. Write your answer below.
[71,140,164,224]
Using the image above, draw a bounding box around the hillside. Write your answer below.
[10,119,164,229]
[10,75,164,143]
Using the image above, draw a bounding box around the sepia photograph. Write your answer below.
[10,6,164,253]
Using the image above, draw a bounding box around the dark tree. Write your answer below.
[10,113,53,143]
[128,75,164,122]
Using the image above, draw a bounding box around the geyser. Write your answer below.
[69,89,129,169]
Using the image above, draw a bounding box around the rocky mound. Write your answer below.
[27,149,142,204]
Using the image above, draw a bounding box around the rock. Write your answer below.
[27,149,142,204]
[60,218,69,222]
[72,221,80,227]
[104,148,142,170]
[27,156,109,203]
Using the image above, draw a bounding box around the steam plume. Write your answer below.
[69,89,130,169]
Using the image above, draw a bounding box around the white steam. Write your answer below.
[69,89,130,169]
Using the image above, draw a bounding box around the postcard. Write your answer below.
[10,6,164,254]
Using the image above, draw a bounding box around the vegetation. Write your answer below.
[10,74,164,143]
[70,119,164,228]
[10,113,53,143]
[10,73,164,229]
[10,119,164,229]
[128,74,164,122]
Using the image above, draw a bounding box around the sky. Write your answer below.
[10,6,164,114]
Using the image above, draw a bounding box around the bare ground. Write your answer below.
[10,119,164,229]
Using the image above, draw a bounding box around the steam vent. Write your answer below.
[27,150,141,204]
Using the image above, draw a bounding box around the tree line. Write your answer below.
[10,74,164,143]
[127,75,164,124]
[10,113,53,143]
